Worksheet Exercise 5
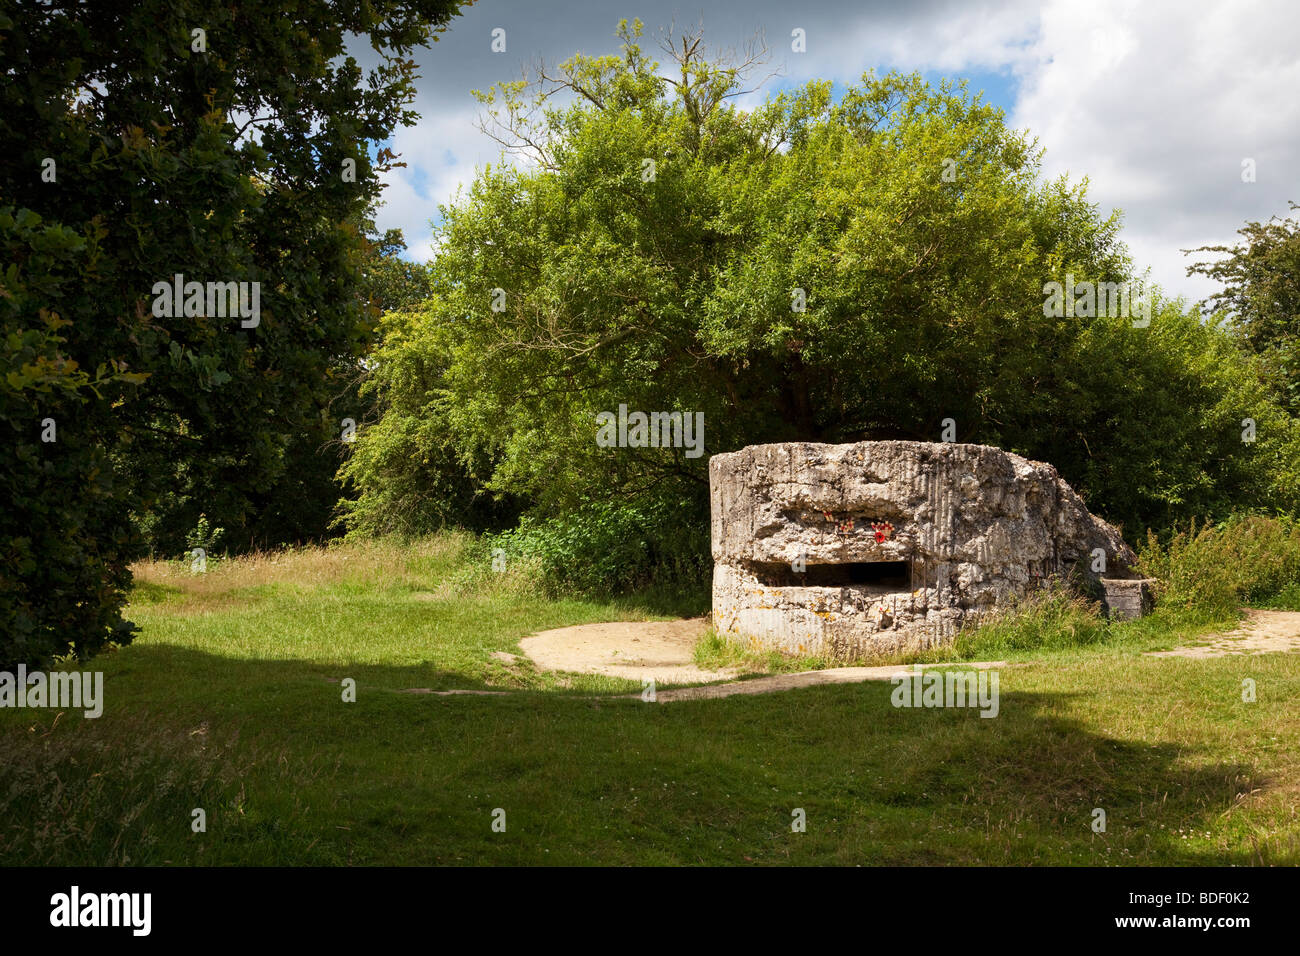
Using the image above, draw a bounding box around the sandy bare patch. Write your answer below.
[519,617,736,684]
[519,617,1006,701]
[1148,609,1300,659]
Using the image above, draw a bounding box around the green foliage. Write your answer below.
[0,0,464,665]
[950,585,1110,658]
[1017,298,1300,535]
[135,395,358,555]
[185,513,225,557]
[0,207,142,668]
[426,33,1133,513]
[486,497,711,600]
[335,306,520,537]
[1189,201,1300,414]
[1138,515,1300,613]
[344,21,1300,556]
[364,227,436,314]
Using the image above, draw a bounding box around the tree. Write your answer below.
[0,0,465,668]
[1188,201,1300,413]
[135,223,431,556]
[364,227,436,315]
[344,21,1300,552]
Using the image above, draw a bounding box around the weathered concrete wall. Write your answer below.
[1100,577,1155,620]
[710,441,1135,658]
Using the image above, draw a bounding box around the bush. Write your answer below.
[1138,514,1300,613]
[1021,299,1300,537]
[485,497,711,601]
[334,306,521,539]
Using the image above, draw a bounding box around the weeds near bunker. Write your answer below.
[693,625,836,674]
[1138,515,1300,613]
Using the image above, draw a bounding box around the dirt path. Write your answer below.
[645,661,1006,702]
[1146,609,1300,659]
[409,609,1300,703]
[518,617,1004,702]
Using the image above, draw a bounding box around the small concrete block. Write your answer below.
[1100,577,1155,620]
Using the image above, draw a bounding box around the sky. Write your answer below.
[368,0,1300,306]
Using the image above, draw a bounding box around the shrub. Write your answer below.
[185,514,226,559]
[1138,514,1300,613]
[485,497,711,600]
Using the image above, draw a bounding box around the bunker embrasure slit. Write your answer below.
[751,560,911,589]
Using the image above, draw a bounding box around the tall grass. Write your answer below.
[945,586,1110,659]
[129,531,546,609]
[937,514,1300,662]
[1138,515,1300,613]
[0,716,247,865]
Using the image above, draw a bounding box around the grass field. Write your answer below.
[2,536,1298,866]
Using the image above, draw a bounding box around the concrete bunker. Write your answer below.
[710,441,1140,658]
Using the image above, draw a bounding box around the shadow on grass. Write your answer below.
[0,643,1286,866]
[605,582,711,620]
[99,641,488,707]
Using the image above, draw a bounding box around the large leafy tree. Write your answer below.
[345,21,1300,544]
[0,0,464,667]
[137,222,434,555]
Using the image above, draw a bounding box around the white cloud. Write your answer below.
[376,104,485,262]
[1012,0,1300,303]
